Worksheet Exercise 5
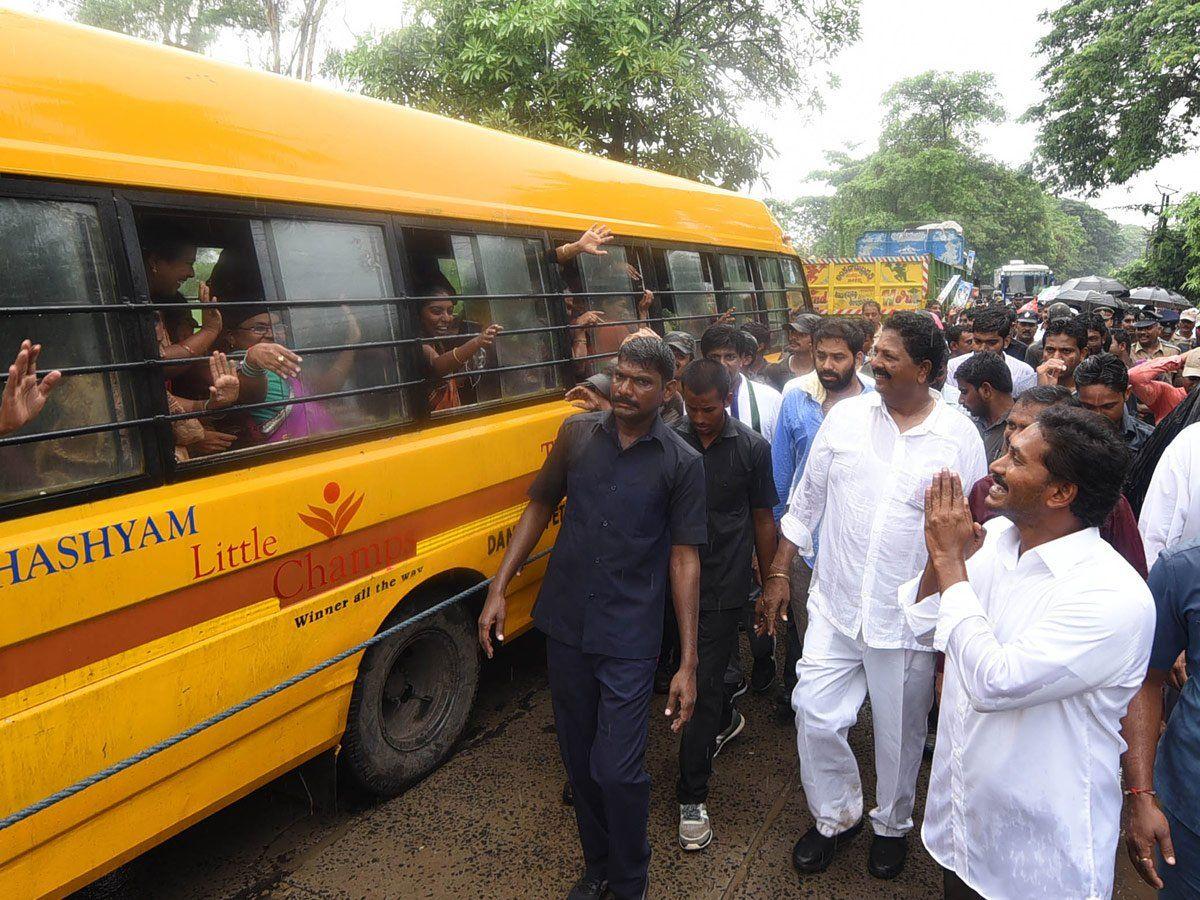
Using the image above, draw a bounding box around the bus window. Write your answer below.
[0,198,144,503]
[406,228,561,411]
[576,245,645,360]
[136,213,266,459]
[781,257,810,315]
[261,219,408,438]
[758,256,788,336]
[718,253,756,317]
[664,249,718,338]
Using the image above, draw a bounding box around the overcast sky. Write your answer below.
[8,0,1198,226]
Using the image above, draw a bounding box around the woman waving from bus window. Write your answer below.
[417,285,502,411]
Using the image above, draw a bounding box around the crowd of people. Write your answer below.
[479,286,1200,900]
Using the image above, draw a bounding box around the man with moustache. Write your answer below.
[479,336,706,900]
[763,312,987,880]
[901,408,1153,899]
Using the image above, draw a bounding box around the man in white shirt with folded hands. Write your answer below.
[902,406,1154,900]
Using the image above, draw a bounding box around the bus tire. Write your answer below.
[342,600,479,796]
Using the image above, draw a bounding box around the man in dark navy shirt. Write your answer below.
[479,336,706,900]
[1122,537,1200,897]
[673,359,778,853]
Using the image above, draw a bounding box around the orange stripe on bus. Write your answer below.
[0,475,535,699]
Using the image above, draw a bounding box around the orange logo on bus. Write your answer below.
[299,482,363,538]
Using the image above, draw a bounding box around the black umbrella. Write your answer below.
[1060,275,1129,298]
[1130,286,1176,303]
[1053,289,1115,308]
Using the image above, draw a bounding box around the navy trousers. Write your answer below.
[546,636,656,900]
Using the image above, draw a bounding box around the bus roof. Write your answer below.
[0,11,789,253]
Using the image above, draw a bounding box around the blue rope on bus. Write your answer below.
[0,549,551,833]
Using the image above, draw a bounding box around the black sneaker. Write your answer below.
[751,655,776,693]
[712,709,746,758]
[566,872,607,899]
[726,676,749,701]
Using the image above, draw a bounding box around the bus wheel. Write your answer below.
[342,601,479,796]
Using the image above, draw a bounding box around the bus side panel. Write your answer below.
[0,560,546,898]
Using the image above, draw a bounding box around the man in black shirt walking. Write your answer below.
[479,337,707,900]
[673,359,779,852]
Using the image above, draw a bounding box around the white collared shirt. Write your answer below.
[900,518,1154,900]
[729,375,782,444]
[1140,421,1200,569]
[780,392,986,649]
[946,350,1037,397]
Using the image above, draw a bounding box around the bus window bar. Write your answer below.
[0,286,791,316]
[3,310,780,382]
[0,377,425,449]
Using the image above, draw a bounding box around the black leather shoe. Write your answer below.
[792,821,862,874]
[867,834,907,879]
[566,872,607,899]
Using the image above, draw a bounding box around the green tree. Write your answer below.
[879,70,1004,150]
[72,0,259,52]
[1028,0,1200,194]
[821,146,1084,275]
[765,196,834,255]
[1115,194,1200,300]
[70,0,334,79]
[330,0,861,189]
[1054,198,1151,277]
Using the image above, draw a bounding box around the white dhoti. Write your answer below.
[792,607,936,838]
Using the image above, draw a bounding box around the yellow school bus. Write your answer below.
[0,11,806,895]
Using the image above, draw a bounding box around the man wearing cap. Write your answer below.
[1133,309,1179,362]
[1129,348,1200,423]
[1178,308,1198,348]
[1013,311,1038,347]
[764,315,820,392]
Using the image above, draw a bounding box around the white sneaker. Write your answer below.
[679,802,713,851]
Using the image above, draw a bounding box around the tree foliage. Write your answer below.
[880,70,1004,150]
[820,147,1085,276]
[70,0,334,79]
[330,0,861,189]
[770,69,1150,280]
[72,0,260,52]
[1028,0,1200,194]
[1056,199,1146,277]
[1115,194,1200,300]
[765,196,834,255]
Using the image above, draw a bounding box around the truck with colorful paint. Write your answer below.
[802,255,963,314]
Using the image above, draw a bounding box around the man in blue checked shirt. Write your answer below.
[771,319,873,706]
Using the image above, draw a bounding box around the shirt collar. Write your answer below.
[871,390,946,436]
[600,410,667,447]
[1122,409,1149,440]
[996,522,1103,578]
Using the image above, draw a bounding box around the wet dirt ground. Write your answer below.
[77,633,1155,899]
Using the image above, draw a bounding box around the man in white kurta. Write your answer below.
[902,408,1154,900]
[765,312,986,879]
